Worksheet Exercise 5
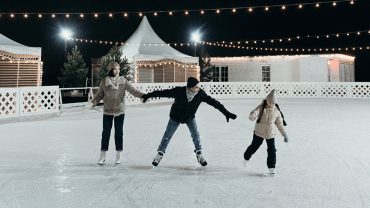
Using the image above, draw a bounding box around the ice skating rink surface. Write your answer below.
[1,98,369,208]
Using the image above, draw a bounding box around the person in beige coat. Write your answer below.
[82,61,145,165]
[243,89,289,175]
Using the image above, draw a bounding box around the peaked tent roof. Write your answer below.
[0,34,41,58]
[119,16,198,64]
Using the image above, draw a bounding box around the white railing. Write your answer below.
[1,82,369,119]
[0,86,59,119]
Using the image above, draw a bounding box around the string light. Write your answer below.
[333,2,337,6]
[232,9,236,12]
[299,4,303,8]
[316,3,320,7]
[95,14,98,17]
[169,12,172,15]
[80,14,84,18]
[52,14,55,18]
[38,14,42,18]
[24,14,28,18]
[350,0,354,4]
[216,10,220,13]
[66,14,69,18]
[109,13,113,17]
[282,6,286,9]
[201,10,204,14]
[154,12,157,16]
[124,13,128,17]
[265,7,269,11]
[249,8,253,12]
[185,11,188,15]
[11,14,14,18]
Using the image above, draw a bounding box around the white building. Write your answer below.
[210,54,355,82]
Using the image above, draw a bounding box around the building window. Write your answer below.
[213,66,228,82]
[262,66,270,82]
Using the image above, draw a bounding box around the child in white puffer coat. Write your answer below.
[243,89,289,175]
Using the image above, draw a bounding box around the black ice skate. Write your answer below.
[195,150,207,166]
[152,151,163,166]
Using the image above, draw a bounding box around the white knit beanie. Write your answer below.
[265,89,277,103]
[109,61,120,71]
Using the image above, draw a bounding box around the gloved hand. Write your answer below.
[223,111,237,122]
[283,134,289,143]
[141,94,150,103]
[82,102,93,115]
[249,112,256,121]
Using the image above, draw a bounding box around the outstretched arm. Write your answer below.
[202,92,237,122]
[142,88,177,102]
[125,81,144,98]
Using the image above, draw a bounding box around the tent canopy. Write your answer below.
[0,34,41,58]
[119,16,198,64]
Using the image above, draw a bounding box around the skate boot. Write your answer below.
[195,150,207,166]
[152,151,163,166]
[115,151,121,164]
[269,168,276,176]
[243,159,249,167]
[97,151,106,165]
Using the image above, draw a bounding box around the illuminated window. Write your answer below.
[262,66,270,82]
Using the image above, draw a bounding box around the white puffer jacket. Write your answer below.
[251,105,286,139]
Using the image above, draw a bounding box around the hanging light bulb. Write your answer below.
[282,5,286,9]
[232,8,236,12]
[316,3,319,7]
[139,13,143,16]
[94,14,98,17]
[109,13,113,17]
[124,13,128,17]
[299,4,303,8]
[169,12,172,15]
[216,9,220,13]
[357,32,360,35]
[327,35,329,38]
[279,39,282,42]
[336,34,339,37]
[38,14,42,18]
[249,8,253,12]
[185,11,188,15]
[201,10,204,14]
[265,7,269,11]
[10,14,14,18]
[66,14,69,18]
[80,14,84,18]
[288,38,291,41]
[333,2,337,6]
[154,12,157,16]
[271,40,274,43]
[52,14,55,18]
[350,0,354,4]
[24,14,28,18]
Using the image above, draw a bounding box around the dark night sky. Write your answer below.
[1,0,369,85]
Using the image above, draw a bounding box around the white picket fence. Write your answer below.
[1,82,369,119]
[0,86,59,119]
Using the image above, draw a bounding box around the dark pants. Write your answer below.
[101,114,125,151]
[244,134,277,168]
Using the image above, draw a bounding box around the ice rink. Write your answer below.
[1,98,369,208]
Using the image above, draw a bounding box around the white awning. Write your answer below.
[0,34,41,58]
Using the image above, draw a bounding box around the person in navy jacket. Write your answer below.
[142,77,237,167]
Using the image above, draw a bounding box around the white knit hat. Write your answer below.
[265,89,277,103]
[109,61,120,71]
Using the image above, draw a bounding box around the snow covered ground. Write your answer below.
[0,98,369,208]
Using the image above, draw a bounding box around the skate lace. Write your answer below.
[153,154,162,162]
[197,154,206,163]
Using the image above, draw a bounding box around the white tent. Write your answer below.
[0,34,41,58]
[0,33,42,87]
[119,16,198,64]
[116,16,199,83]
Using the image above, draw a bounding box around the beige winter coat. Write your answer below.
[251,105,287,139]
[91,76,144,116]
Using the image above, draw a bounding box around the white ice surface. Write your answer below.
[1,98,370,208]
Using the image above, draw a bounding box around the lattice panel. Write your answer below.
[350,83,370,98]
[21,89,58,115]
[291,83,318,97]
[0,90,18,117]
[208,83,233,97]
[320,83,348,98]
[263,83,290,97]
[235,83,262,98]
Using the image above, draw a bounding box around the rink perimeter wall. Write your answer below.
[0,82,369,119]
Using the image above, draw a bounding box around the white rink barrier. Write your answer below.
[0,86,59,119]
[124,82,370,105]
[1,82,369,118]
